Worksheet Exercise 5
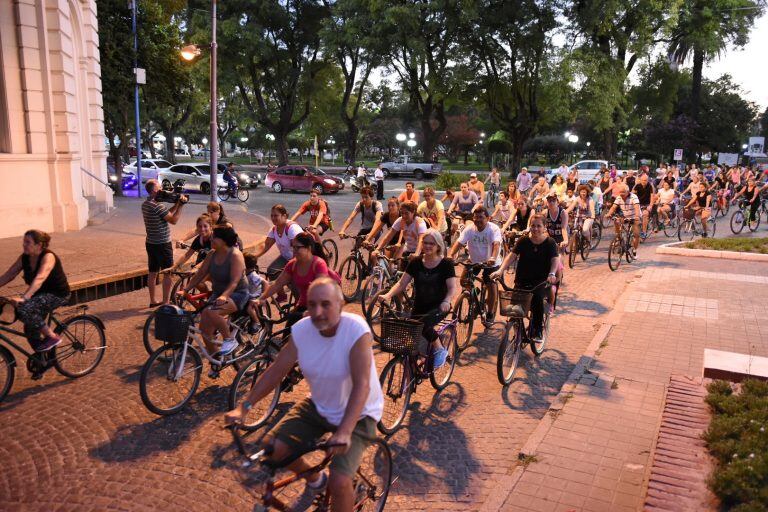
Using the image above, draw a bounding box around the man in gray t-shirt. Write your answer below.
[338,186,382,239]
[142,179,185,307]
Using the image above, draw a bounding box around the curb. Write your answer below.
[656,242,768,261]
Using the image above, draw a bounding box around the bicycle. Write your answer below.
[0,297,106,402]
[376,303,458,434]
[138,300,261,415]
[228,306,305,431]
[730,198,761,233]
[677,207,716,241]
[454,262,497,351]
[361,254,413,340]
[496,280,556,385]
[486,184,500,209]
[218,183,249,202]
[567,216,591,268]
[337,234,376,302]
[657,203,680,238]
[229,426,392,512]
[607,217,637,271]
[712,188,731,218]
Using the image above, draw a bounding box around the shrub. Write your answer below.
[704,379,768,510]
[435,171,469,191]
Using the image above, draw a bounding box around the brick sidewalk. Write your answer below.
[497,254,768,512]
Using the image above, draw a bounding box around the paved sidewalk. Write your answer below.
[497,254,768,512]
[0,196,271,294]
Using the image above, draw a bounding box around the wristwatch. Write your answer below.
[548,272,556,277]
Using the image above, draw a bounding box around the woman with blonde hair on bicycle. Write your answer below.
[377,228,459,368]
[0,230,71,351]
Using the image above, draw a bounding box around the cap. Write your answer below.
[470,172,477,178]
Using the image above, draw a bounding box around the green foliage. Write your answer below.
[435,172,469,191]
[704,379,768,509]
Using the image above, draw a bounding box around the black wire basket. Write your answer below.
[154,307,192,344]
[379,317,423,355]
[499,290,533,318]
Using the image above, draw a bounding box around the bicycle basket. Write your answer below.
[682,207,695,220]
[0,301,16,325]
[498,290,533,318]
[379,317,422,355]
[154,305,191,344]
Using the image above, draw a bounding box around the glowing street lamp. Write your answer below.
[408,132,415,140]
[180,44,202,61]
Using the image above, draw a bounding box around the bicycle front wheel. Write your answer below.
[354,438,392,512]
[730,209,745,234]
[608,238,622,271]
[590,222,602,250]
[364,291,385,342]
[339,255,363,302]
[678,219,695,241]
[707,217,717,238]
[568,236,578,269]
[531,307,551,356]
[377,357,411,435]
[580,235,591,261]
[139,344,202,415]
[53,315,107,377]
[429,323,458,390]
[0,347,16,403]
[228,355,280,431]
[322,239,339,269]
[237,188,249,202]
[663,216,677,237]
[497,321,522,386]
[454,291,474,351]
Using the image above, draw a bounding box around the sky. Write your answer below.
[703,11,768,110]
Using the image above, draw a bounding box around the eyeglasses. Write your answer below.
[422,241,436,246]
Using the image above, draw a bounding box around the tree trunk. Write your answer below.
[276,133,290,166]
[165,128,177,164]
[464,148,469,165]
[219,136,229,158]
[690,47,704,123]
[345,120,359,164]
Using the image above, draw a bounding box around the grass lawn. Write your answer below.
[683,237,768,254]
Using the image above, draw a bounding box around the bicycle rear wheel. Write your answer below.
[377,357,411,435]
[454,291,474,351]
[497,321,522,386]
[217,187,231,202]
[707,217,717,237]
[748,210,761,231]
[139,344,202,415]
[429,323,458,390]
[608,238,622,271]
[361,267,386,320]
[228,355,280,431]
[354,439,392,512]
[53,315,106,377]
[322,239,339,269]
[339,255,363,302]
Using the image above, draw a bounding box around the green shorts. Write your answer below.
[270,398,376,477]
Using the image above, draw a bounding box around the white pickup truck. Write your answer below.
[378,156,443,180]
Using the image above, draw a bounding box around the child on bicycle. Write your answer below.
[244,253,267,334]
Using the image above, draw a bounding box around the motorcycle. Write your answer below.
[348,172,378,194]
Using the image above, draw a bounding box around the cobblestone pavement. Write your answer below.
[0,222,651,511]
[498,254,768,512]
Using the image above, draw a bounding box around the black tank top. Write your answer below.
[546,208,564,243]
[22,249,70,298]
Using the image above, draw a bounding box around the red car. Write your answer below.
[265,166,344,194]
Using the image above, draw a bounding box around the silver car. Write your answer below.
[158,163,223,195]
[124,158,173,183]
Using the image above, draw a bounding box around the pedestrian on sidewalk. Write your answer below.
[142,179,186,308]
[374,165,385,200]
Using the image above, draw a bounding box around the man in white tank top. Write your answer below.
[226,277,383,510]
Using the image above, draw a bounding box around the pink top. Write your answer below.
[284,256,329,307]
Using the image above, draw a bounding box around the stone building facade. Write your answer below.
[0,0,111,239]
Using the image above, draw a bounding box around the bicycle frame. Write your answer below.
[171,313,251,380]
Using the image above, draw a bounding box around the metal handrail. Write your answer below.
[81,167,114,191]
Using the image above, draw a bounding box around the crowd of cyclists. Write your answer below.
[2,160,767,511]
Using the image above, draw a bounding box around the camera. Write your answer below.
[156,181,189,204]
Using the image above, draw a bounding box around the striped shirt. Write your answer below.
[142,200,171,244]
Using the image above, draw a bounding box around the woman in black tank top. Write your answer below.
[0,230,71,350]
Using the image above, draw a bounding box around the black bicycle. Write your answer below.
[567,216,591,268]
[0,297,106,402]
[454,262,497,351]
[608,217,637,272]
[338,234,374,302]
[218,183,249,202]
[495,281,556,385]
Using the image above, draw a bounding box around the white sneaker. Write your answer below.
[218,338,238,356]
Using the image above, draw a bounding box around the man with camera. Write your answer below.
[142,179,188,307]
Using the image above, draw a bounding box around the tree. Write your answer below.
[667,0,764,124]
[217,0,330,165]
[322,0,382,163]
[467,0,561,172]
[372,0,467,161]
[438,115,480,163]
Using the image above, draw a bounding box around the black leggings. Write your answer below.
[413,309,448,344]
[524,285,550,334]
[16,293,70,342]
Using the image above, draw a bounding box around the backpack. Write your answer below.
[321,199,334,230]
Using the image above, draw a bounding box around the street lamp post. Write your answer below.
[396,132,406,157]
[567,133,578,165]
[326,137,336,165]
[131,0,142,197]
[180,0,218,201]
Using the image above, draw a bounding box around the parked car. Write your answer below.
[158,163,223,195]
[378,156,443,179]
[106,158,138,191]
[124,158,174,184]
[265,166,343,194]
[216,163,261,188]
